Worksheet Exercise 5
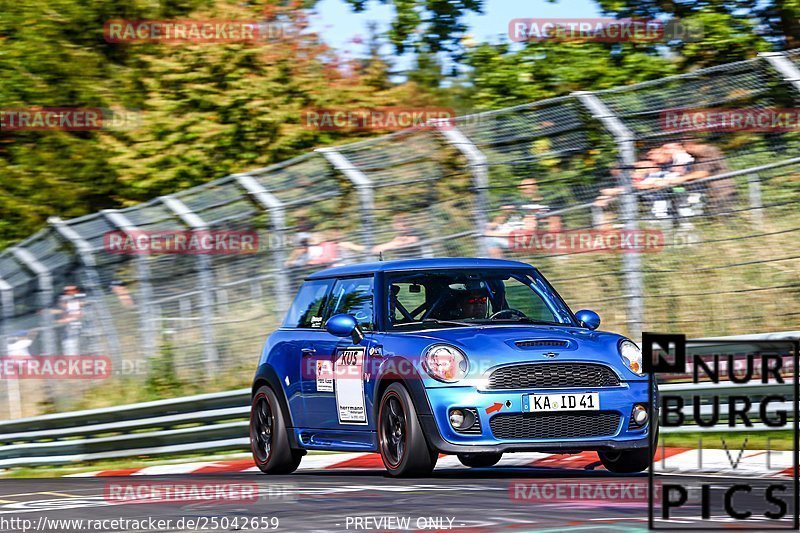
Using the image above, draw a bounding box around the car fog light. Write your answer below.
[449,409,465,429]
[633,404,648,426]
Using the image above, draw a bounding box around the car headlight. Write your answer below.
[619,339,643,375]
[423,344,469,383]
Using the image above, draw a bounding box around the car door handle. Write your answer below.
[301,348,316,356]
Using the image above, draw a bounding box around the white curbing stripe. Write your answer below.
[133,461,221,476]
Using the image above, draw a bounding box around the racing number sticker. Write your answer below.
[334,346,367,424]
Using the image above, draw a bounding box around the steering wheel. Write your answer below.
[489,308,528,320]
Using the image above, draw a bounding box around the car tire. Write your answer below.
[598,425,658,474]
[457,453,503,468]
[378,383,438,477]
[251,385,303,474]
[598,447,651,473]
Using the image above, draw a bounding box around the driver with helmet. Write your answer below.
[456,290,488,319]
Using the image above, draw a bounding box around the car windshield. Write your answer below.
[387,269,576,330]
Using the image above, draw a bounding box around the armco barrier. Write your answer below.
[0,333,797,469]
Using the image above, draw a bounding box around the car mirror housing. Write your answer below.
[575,309,601,330]
[326,313,364,344]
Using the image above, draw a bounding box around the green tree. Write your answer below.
[463,42,678,110]
[0,0,445,246]
[343,0,483,55]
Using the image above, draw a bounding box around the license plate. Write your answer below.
[527,392,599,412]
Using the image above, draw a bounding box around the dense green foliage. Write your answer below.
[0,0,789,247]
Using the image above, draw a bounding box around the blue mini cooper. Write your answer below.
[250,258,653,476]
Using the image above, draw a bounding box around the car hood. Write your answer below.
[376,325,633,380]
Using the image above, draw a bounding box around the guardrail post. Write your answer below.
[102,210,157,362]
[317,148,376,255]
[436,124,491,257]
[574,91,644,338]
[160,196,218,375]
[233,173,291,316]
[49,217,122,368]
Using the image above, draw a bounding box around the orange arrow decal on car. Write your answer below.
[486,402,503,414]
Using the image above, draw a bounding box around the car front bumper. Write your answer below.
[419,381,652,454]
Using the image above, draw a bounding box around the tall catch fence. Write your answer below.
[1,52,800,417]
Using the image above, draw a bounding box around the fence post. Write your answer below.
[0,275,12,358]
[747,173,764,229]
[758,51,800,231]
[234,173,291,316]
[574,91,644,338]
[101,209,157,362]
[436,125,492,257]
[10,247,57,408]
[317,148,376,255]
[0,275,22,419]
[159,196,218,375]
[48,217,122,367]
[759,51,800,93]
[10,248,57,358]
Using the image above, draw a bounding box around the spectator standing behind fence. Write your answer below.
[56,285,84,356]
[485,177,562,258]
[372,214,423,258]
[675,141,736,214]
[110,279,134,308]
[594,142,731,230]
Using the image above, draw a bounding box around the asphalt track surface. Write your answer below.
[0,466,796,533]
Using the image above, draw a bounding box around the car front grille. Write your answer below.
[489,412,621,440]
[486,363,620,390]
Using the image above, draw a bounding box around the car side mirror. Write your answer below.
[326,313,365,344]
[575,309,601,330]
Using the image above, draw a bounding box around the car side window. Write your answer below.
[326,276,374,331]
[283,279,334,328]
[390,282,426,324]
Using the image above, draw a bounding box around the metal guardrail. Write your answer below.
[0,388,250,468]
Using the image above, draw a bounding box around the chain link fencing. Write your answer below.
[1,52,800,417]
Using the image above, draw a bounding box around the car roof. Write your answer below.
[305,257,533,280]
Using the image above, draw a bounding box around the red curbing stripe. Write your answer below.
[326,453,384,469]
[95,468,143,477]
[653,446,692,462]
[528,447,692,471]
[193,459,256,474]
